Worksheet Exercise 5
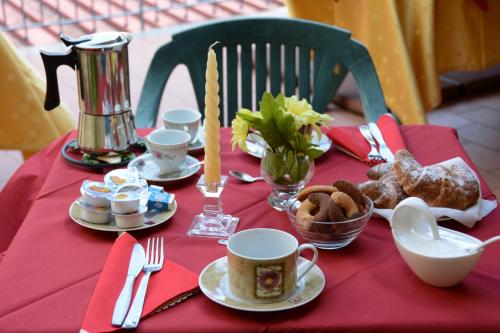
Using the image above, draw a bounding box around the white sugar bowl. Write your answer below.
[110,192,141,214]
[391,197,483,287]
[113,206,147,228]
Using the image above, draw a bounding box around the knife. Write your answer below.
[112,243,146,326]
[368,123,395,163]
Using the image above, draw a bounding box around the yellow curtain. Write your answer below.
[285,0,500,124]
[0,33,75,158]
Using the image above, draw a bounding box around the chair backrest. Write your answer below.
[135,17,388,127]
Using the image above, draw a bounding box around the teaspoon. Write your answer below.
[229,170,263,183]
[466,235,500,253]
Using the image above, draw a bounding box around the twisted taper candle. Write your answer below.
[203,43,221,186]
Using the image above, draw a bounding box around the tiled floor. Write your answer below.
[1,13,500,199]
[428,93,500,198]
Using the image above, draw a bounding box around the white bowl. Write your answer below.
[78,200,111,224]
[391,197,484,287]
[113,206,147,228]
[392,230,482,287]
[110,192,141,214]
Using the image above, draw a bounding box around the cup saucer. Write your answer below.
[188,137,204,154]
[128,154,201,184]
[199,256,325,312]
[188,125,204,155]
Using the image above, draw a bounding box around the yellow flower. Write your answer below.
[284,96,333,131]
[231,93,333,154]
[231,116,249,151]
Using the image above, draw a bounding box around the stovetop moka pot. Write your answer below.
[41,31,138,153]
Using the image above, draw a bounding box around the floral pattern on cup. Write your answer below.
[146,128,190,173]
[255,264,283,298]
[152,151,176,161]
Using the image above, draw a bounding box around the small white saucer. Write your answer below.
[188,135,205,154]
[69,197,176,232]
[199,257,325,312]
[188,139,204,154]
[128,154,201,184]
[246,131,332,158]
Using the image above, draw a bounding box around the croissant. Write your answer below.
[366,162,394,180]
[451,163,480,207]
[358,171,407,209]
[393,150,479,210]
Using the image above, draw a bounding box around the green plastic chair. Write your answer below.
[135,17,388,127]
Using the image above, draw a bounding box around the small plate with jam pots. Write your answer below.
[69,198,177,232]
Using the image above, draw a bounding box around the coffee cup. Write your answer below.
[226,228,318,303]
[162,109,202,144]
[146,128,191,173]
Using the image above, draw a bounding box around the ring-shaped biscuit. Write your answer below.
[332,180,366,211]
[331,192,360,218]
[328,202,347,222]
[296,199,316,228]
[308,193,333,222]
[297,185,338,201]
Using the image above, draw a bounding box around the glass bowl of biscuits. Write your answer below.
[286,180,373,250]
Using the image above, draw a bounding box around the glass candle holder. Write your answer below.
[187,175,239,238]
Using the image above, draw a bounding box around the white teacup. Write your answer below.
[226,228,318,304]
[162,109,202,144]
[146,128,191,173]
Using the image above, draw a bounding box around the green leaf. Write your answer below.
[258,92,292,151]
[236,110,263,130]
[263,150,287,183]
[307,146,324,160]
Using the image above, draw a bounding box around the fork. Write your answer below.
[358,125,384,162]
[122,237,164,329]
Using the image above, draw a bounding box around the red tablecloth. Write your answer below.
[0,127,499,333]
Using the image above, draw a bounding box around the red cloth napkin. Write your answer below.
[326,113,406,164]
[81,233,199,333]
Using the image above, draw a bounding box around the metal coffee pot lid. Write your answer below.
[62,31,132,51]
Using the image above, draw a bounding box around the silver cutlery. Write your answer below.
[229,170,263,183]
[358,125,384,162]
[112,243,146,326]
[122,237,164,329]
[368,123,395,163]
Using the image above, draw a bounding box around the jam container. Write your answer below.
[77,200,111,224]
[80,181,112,207]
[104,168,140,188]
[116,180,149,206]
[113,206,147,228]
[110,192,141,214]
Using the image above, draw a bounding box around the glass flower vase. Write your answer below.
[260,149,314,211]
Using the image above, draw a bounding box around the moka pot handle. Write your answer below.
[40,47,76,111]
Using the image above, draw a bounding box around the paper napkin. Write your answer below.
[327,113,405,164]
[80,233,199,333]
[374,157,498,228]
